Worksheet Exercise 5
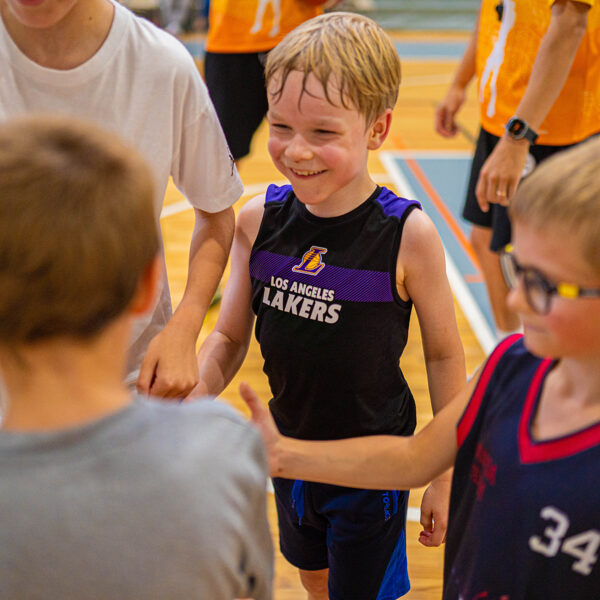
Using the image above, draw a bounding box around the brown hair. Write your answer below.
[0,115,159,345]
[510,136,600,271]
[265,11,401,125]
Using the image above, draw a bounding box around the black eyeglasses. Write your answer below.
[500,244,600,315]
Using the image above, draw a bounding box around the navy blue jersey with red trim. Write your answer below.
[444,335,600,600]
[249,184,421,440]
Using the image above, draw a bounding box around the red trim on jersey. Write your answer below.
[519,360,600,463]
[456,334,522,447]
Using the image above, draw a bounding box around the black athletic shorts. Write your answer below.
[273,477,410,600]
[462,128,576,251]
[204,51,269,160]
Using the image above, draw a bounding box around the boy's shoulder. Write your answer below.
[474,335,544,401]
[116,3,198,73]
[142,395,254,434]
[262,184,421,216]
[140,396,267,482]
[372,186,421,221]
[264,183,294,204]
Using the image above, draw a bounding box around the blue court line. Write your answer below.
[394,41,467,60]
[181,40,466,61]
[380,151,496,354]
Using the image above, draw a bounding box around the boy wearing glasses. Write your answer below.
[241,137,600,598]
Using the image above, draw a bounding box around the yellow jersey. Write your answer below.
[476,0,600,144]
[206,0,324,53]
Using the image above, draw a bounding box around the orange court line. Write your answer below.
[390,134,481,269]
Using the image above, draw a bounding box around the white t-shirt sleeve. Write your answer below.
[171,65,243,213]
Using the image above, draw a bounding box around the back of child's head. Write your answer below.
[264,11,401,125]
[510,137,600,271]
[0,115,159,347]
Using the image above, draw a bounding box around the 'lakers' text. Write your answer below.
[262,276,342,323]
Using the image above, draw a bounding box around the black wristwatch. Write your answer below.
[505,117,538,145]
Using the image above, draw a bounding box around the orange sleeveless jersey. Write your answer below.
[476,0,600,144]
[206,0,324,53]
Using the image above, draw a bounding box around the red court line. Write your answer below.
[391,135,480,269]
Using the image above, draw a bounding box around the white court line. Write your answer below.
[380,151,496,354]
[160,181,283,218]
[160,174,394,219]
[407,506,421,523]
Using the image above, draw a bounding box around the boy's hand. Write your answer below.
[239,382,281,475]
[137,320,199,399]
[418,476,451,547]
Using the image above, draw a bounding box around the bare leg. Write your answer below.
[299,568,329,600]
[470,225,520,333]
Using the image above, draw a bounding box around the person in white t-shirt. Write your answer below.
[0,0,242,399]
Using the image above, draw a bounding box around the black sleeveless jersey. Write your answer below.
[249,184,421,441]
[444,334,600,599]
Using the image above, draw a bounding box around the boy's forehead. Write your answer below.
[269,69,342,98]
[267,70,355,113]
[513,220,596,278]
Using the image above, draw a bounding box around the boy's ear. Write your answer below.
[129,255,161,316]
[367,109,393,150]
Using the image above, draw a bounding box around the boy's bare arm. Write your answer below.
[193,196,266,397]
[137,206,235,399]
[397,209,467,544]
[241,379,476,489]
[398,209,466,413]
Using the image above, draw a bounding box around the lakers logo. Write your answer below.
[292,246,327,276]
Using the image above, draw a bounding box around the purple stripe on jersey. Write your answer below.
[375,187,421,219]
[250,249,394,303]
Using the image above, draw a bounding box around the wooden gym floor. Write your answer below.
[161,31,487,599]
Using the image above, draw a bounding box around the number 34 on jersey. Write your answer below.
[529,506,600,576]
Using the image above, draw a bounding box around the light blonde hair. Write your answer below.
[510,136,600,271]
[265,12,401,125]
[0,115,159,345]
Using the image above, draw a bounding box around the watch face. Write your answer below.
[509,120,525,136]
[507,118,537,143]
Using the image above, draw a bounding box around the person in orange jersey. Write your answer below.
[436,0,600,339]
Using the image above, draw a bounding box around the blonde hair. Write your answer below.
[510,136,600,271]
[265,12,401,125]
[0,115,159,345]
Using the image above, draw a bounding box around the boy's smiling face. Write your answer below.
[267,69,391,218]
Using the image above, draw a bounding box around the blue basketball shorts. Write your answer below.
[272,477,410,600]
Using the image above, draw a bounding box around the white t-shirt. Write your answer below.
[0,2,243,383]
